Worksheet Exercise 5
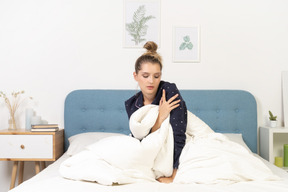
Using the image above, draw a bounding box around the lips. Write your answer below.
[147,86,154,90]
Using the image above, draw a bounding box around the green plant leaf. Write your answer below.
[183,36,190,42]
[139,25,148,36]
[269,110,277,120]
[133,5,145,23]
[141,15,155,25]
[187,42,193,50]
[139,38,146,43]
[179,43,186,50]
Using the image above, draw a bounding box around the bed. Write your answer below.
[9,89,288,192]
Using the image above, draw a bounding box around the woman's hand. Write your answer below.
[158,89,180,123]
[151,89,180,133]
[157,169,177,184]
[157,176,174,183]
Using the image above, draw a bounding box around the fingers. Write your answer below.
[170,103,180,111]
[166,97,180,109]
[168,96,180,111]
[170,100,181,107]
[167,93,179,104]
[161,90,181,104]
[162,89,166,101]
[158,91,181,122]
[160,96,163,105]
[162,89,179,103]
[160,89,181,110]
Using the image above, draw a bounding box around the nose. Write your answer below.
[148,76,154,83]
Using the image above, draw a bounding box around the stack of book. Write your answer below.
[31,124,59,132]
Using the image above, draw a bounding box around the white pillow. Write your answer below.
[223,133,252,153]
[66,132,126,156]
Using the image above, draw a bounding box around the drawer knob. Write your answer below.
[20,145,25,149]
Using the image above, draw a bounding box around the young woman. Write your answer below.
[125,41,188,183]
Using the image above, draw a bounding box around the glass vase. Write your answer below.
[8,115,17,130]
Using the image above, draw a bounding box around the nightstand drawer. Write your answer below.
[0,135,53,159]
[0,129,64,189]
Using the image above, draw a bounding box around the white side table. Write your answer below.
[259,126,288,164]
[0,129,64,189]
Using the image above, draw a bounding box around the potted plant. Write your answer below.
[269,110,277,128]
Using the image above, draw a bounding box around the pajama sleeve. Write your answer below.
[162,83,187,169]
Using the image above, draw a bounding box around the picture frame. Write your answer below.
[282,71,288,127]
[173,26,200,63]
[123,0,161,48]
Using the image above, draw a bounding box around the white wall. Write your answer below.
[0,0,287,191]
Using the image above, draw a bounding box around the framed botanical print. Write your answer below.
[123,0,161,48]
[173,26,200,63]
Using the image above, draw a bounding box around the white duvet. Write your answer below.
[59,105,173,185]
[59,105,279,185]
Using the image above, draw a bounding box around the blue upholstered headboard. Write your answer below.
[64,90,257,153]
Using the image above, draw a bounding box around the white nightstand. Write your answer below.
[259,126,288,164]
[0,129,64,189]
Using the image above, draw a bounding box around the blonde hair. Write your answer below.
[135,41,162,74]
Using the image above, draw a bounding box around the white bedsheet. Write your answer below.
[9,153,288,192]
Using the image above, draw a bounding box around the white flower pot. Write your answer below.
[270,120,277,128]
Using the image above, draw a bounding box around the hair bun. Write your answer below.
[135,41,162,73]
[144,41,158,53]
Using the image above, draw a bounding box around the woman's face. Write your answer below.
[134,62,162,100]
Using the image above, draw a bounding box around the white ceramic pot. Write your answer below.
[270,120,277,128]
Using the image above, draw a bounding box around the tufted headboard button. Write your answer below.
[118,127,124,132]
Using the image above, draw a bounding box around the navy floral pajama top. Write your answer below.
[125,81,187,169]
